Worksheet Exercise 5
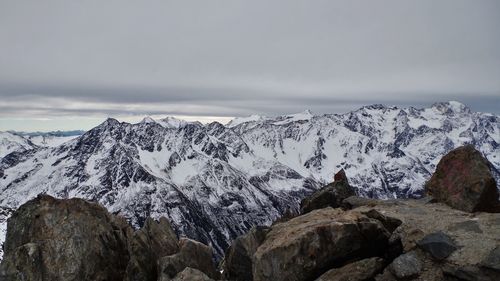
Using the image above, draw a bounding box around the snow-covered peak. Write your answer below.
[431,101,470,114]
[157,116,188,129]
[101,117,121,127]
[140,116,156,124]
[0,131,36,158]
[288,109,313,118]
[273,110,314,125]
[226,114,266,127]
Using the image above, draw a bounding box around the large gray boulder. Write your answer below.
[252,208,390,281]
[0,194,132,281]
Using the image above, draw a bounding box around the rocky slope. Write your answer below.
[0,102,498,259]
[0,132,36,159]
[1,145,499,280]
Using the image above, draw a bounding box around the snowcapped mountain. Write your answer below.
[0,132,37,158]
[0,101,498,259]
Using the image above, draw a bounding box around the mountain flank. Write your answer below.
[0,145,499,280]
[1,102,498,258]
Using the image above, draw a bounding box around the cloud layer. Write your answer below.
[1,0,499,130]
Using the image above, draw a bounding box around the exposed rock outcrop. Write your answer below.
[0,194,132,281]
[315,257,386,281]
[300,169,356,214]
[252,208,391,281]
[0,195,216,281]
[126,217,179,281]
[222,226,270,281]
[425,145,500,213]
[157,238,219,281]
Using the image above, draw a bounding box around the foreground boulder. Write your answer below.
[222,226,270,281]
[425,145,499,212]
[158,238,219,281]
[125,217,179,281]
[0,194,132,281]
[300,169,356,214]
[252,208,391,281]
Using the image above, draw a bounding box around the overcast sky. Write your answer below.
[1,0,499,131]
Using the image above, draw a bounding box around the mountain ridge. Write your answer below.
[0,101,498,259]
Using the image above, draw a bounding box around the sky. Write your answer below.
[0,0,499,131]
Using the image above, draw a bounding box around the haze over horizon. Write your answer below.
[1,0,499,131]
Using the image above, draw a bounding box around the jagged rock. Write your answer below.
[388,251,422,279]
[361,209,402,233]
[157,238,218,281]
[425,145,500,213]
[252,208,390,281]
[171,267,214,281]
[300,170,356,214]
[0,194,132,281]
[416,232,457,260]
[125,217,179,281]
[315,257,386,281]
[222,226,269,281]
[334,169,348,182]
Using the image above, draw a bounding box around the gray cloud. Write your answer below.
[0,0,499,130]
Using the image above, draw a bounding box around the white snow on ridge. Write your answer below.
[226,114,266,127]
[28,135,79,147]
[273,110,313,125]
[0,132,35,158]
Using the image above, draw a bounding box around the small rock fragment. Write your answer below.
[388,251,422,279]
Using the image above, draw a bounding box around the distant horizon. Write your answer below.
[1,100,497,133]
[1,1,499,132]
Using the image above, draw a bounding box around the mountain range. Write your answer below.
[0,101,498,259]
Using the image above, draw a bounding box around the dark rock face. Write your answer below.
[222,226,270,281]
[0,194,132,281]
[252,208,390,281]
[388,251,422,279]
[125,217,179,281]
[416,232,457,260]
[315,257,386,281]
[300,170,356,214]
[425,145,499,213]
[157,238,219,281]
